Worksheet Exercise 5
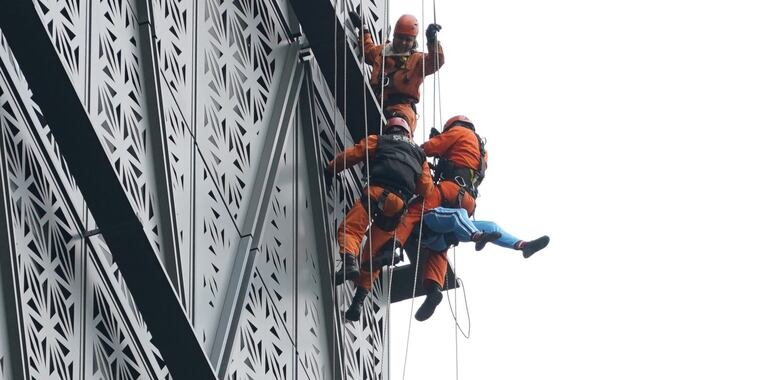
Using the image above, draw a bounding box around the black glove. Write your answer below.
[348,11,362,30]
[429,127,440,138]
[426,23,442,43]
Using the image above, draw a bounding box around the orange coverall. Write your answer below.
[328,135,433,258]
[356,126,486,290]
[362,30,445,131]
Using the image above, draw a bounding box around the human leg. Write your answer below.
[471,220,520,249]
[415,249,447,321]
[423,207,479,241]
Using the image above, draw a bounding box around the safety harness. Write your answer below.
[433,123,487,209]
[373,52,419,115]
[367,133,425,231]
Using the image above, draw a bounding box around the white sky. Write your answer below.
[382,1,770,379]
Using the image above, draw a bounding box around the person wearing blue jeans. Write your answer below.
[420,207,550,257]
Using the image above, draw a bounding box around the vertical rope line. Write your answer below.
[331,1,341,378]
[380,1,393,378]
[401,2,430,378]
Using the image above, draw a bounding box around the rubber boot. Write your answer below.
[474,231,503,251]
[334,253,359,286]
[344,287,369,321]
[520,235,550,258]
[415,281,443,321]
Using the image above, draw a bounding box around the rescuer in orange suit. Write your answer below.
[349,12,445,131]
[326,117,433,321]
[351,115,487,313]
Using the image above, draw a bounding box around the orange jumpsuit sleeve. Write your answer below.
[327,135,379,173]
[414,161,434,198]
[419,40,445,77]
[421,127,460,158]
[362,31,383,65]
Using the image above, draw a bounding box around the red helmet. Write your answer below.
[443,115,474,131]
[394,14,419,37]
[385,117,411,136]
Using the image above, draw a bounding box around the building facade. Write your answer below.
[0,0,392,379]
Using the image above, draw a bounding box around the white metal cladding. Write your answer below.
[0,0,394,379]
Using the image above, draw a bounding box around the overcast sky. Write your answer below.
[380,1,770,379]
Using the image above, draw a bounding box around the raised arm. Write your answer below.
[327,135,379,173]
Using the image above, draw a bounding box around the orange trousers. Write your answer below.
[355,180,477,290]
[337,185,405,256]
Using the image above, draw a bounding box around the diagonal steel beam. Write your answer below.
[208,44,304,378]
[0,115,28,380]
[297,61,345,380]
[133,0,186,303]
[0,3,216,380]
[288,0,383,142]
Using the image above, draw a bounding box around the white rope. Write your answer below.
[400,1,431,378]
[330,1,342,379]
[380,1,395,379]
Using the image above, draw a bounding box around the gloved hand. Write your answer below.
[429,127,440,138]
[426,23,442,43]
[348,11,362,30]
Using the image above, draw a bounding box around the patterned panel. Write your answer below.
[1,37,170,380]
[33,0,89,98]
[0,31,86,220]
[1,64,82,380]
[84,250,160,380]
[89,0,163,254]
[226,112,297,380]
[196,0,287,225]
[152,0,194,121]
[192,151,242,349]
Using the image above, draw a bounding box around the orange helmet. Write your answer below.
[443,115,474,131]
[385,117,411,136]
[394,14,419,37]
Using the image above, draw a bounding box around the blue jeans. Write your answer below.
[421,207,521,251]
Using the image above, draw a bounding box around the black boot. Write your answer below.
[473,231,503,251]
[414,281,443,321]
[519,235,550,258]
[344,287,369,321]
[334,253,360,286]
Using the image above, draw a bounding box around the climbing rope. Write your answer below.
[400,1,431,378]
[322,0,338,378]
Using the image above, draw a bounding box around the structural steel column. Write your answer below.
[297,62,345,380]
[0,3,216,380]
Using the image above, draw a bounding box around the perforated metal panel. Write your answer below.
[0,0,391,378]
